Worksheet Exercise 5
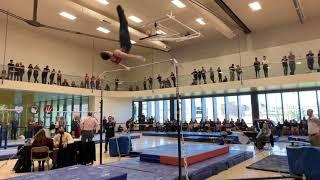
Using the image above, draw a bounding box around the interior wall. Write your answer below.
[0,15,122,79]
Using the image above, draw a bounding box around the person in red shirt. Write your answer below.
[100,5,145,70]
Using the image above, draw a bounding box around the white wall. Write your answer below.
[0,15,122,79]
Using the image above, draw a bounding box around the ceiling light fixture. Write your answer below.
[128,16,143,23]
[59,12,77,20]
[156,30,167,35]
[248,1,262,11]
[96,0,109,5]
[130,40,136,44]
[196,18,206,25]
[171,0,186,8]
[97,27,110,34]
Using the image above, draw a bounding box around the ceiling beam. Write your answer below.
[214,0,251,34]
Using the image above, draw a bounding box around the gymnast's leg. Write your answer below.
[117,5,132,53]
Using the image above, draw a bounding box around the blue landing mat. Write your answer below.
[288,136,309,142]
[142,132,239,142]
[10,165,127,180]
[104,150,254,180]
[0,148,17,161]
[0,133,140,149]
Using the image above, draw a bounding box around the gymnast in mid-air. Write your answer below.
[100,5,145,70]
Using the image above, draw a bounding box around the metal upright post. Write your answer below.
[175,64,182,180]
[0,112,3,148]
[99,90,103,164]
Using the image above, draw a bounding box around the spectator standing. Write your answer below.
[281,56,288,76]
[96,77,101,89]
[42,65,49,84]
[57,70,62,86]
[115,78,119,91]
[191,69,198,84]
[14,63,20,81]
[306,50,314,71]
[307,109,320,146]
[71,115,81,138]
[209,67,215,83]
[318,50,320,68]
[143,77,147,90]
[157,74,162,88]
[90,76,95,89]
[7,59,14,80]
[80,81,85,88]
[80,112,98,142]
[71,81,76,87]
[11,118,18,140]
[104,83,110,91]
[229,64,235,81]
[197,70,202,84]
[49,69,56,84]
[61,79,69,86]
[33,65,40,83]
[253,57,261,78]
[262,56,269,78]
[222,76,228,82]
[148,76,153,90]
[170,72,176,87]
[27,64,33,82]
[19,62,25,81]
[217,67,222,82]
[84,73,90,88]
[103,116,115,153]
[201,67,207,84]
[288,51,296,75]
[236,65,242,81]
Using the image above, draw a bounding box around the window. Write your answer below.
[238,95,252,126]
[142,102,147,117]
[148,101,155,118]
[159,101,163,123]
[66,99,72,132]
[266,93,283,123]
[258,94,267,119]
[282,92,299,121]
[215,97,225,121]
[300,91,318,119]
[164,100,170,121]
[185,99,192,123]
[195,98,202,122]
[81,97,89,117]
[226,96,238,121]
[133,102,139,120]
[205,97,213,120]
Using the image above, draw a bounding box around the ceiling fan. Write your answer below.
[0,0,167,52]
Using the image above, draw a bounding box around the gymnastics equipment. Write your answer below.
[140,12,201,42]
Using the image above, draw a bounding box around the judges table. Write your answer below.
[15,140,96,173]
[11,165,127,180]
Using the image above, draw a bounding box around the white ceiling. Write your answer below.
[0,0,320,56]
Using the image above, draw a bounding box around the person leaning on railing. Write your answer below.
[27,64,33,82]
[288,51,296,75]
[7,59,14,80]
[281,56,288,76]
[33,65,40,83]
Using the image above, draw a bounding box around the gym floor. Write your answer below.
[0,134,290,180]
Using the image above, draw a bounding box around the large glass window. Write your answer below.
[266,93,283,123]
[300,91,318,119]
[133,102,139,120]
[158,101,163,123]
[215,97,225,121]
[142,102,147,117]
[258,94,267,119]
[185,99,192,123]
[226,96,238,121]
[164,100,170,121]
[238,95,252,126]
[195,98,202,122]
[282,92,299,121]
[148,101,155,118]
[66,99,72,132]
[81,97,89,117]
[205,97,213,120]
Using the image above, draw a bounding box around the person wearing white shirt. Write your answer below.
[307,109,320,146]
[262,56,269,78]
